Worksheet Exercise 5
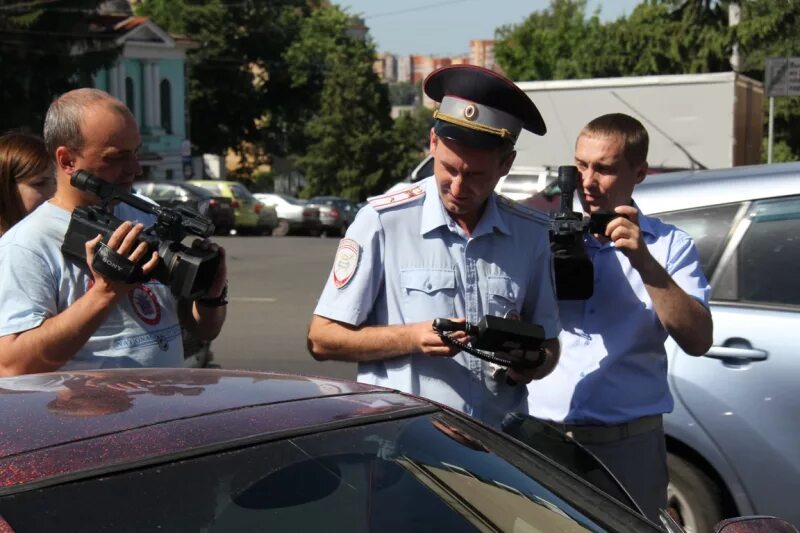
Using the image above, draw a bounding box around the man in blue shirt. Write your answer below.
[0,88,228,375]
[308,65,561,429]
[527,113,713,521]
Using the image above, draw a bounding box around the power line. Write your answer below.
[364,0,478,20]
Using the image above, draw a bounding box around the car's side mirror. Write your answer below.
[713,516,798,533]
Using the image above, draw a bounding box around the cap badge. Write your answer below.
[463,104,478,121]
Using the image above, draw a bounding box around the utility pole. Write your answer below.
[729,1,741,72]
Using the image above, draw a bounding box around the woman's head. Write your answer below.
[0,131,55,234]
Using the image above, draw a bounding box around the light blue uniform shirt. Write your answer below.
[527,209,710,425]
[314,177,560,428]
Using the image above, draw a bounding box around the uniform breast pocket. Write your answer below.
[400,268,456,322]
[487,275,521,318]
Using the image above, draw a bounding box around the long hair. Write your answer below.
[0,131,51,234]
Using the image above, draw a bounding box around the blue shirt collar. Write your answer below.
[420,177,510,237]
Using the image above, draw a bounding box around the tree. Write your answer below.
[135,0,315,159]
[494,0,598,81]
[494,0,800,161]
[0,1,120,133]
[287,6,395,200]
[387,82,419,106]
[388,106,435,182]
[495,0,733,82]
[737,0,800,161]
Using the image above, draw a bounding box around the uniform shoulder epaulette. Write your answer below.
[496,194,551,225]
[368,183,426,211]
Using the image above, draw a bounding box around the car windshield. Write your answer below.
[0,413,651,532]
[279,195,306,206]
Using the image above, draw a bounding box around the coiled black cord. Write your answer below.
[435,330,522,367]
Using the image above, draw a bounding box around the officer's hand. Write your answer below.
[606,206,655,272]
[505,357,552,385]
[413,319,469,358]
[85,221,158,299]
[191,238,227,300]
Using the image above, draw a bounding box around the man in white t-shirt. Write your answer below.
[0,88,228,375]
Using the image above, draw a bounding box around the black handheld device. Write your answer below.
[432,316,545,369]
[61,170,219,299]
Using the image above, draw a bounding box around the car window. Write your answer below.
[714,195,800,307]
[149,184,179,201]
[195,183,223,196]
[257,195,280,206]
[655,203,743,276]
[133,183,153,196]
[282,196,305,206]
[230,183,254,201]
[500,173,542,196]
[0,414,642,532]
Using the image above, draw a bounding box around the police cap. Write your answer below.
[423,65,546,150]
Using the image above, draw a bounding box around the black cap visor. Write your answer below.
[434,120,511,150]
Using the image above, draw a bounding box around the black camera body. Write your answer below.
[61,170,219,299]
[548,166,628,300]
[549,166,594,300]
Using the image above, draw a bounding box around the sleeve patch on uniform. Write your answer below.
[333,238,361,289]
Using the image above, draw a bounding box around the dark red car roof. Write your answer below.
[0,369,431,492]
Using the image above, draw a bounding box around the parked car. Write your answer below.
[132,180,235,236]
[254,193,322,236]
[631,162,800,532]
[188,180,274,235]
[306,196,358,237]
[0,368,789,533]
[0,368,662,532]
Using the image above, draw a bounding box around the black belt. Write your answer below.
[539,415,663,445]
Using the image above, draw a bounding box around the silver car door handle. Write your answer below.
[705,346,768,361]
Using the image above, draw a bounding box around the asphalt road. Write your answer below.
[209,235,357,381]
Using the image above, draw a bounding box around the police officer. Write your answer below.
[307,65,561,429]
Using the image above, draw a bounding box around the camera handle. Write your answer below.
[91,242,144,283]
[432,318,539,369]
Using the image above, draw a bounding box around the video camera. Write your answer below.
[549,165,621,300]
[61,170,220,299]
[432,316,545,369]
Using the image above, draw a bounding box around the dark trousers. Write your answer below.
[577,426,668,523]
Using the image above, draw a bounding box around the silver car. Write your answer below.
[633,162,800,532]
[254,193,321,236]
[306,196,358,237]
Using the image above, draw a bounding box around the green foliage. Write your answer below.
[387,82,419,106]
[135,0,313,158]
[389,106,435,181]
[288,6,409,201]
[495,0,800,161]
[496,0,732,82]
[0,1,120,133]
[249,170,275,193]
[495,0,597,81]
[737,0,800,161]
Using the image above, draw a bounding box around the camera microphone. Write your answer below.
[558,165,579,213]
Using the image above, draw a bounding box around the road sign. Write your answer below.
[789,58,800,96]
[765,57,800,97]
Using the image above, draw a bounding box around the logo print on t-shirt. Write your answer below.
[128,284,161,326]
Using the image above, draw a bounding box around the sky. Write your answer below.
[337,0,642,56]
